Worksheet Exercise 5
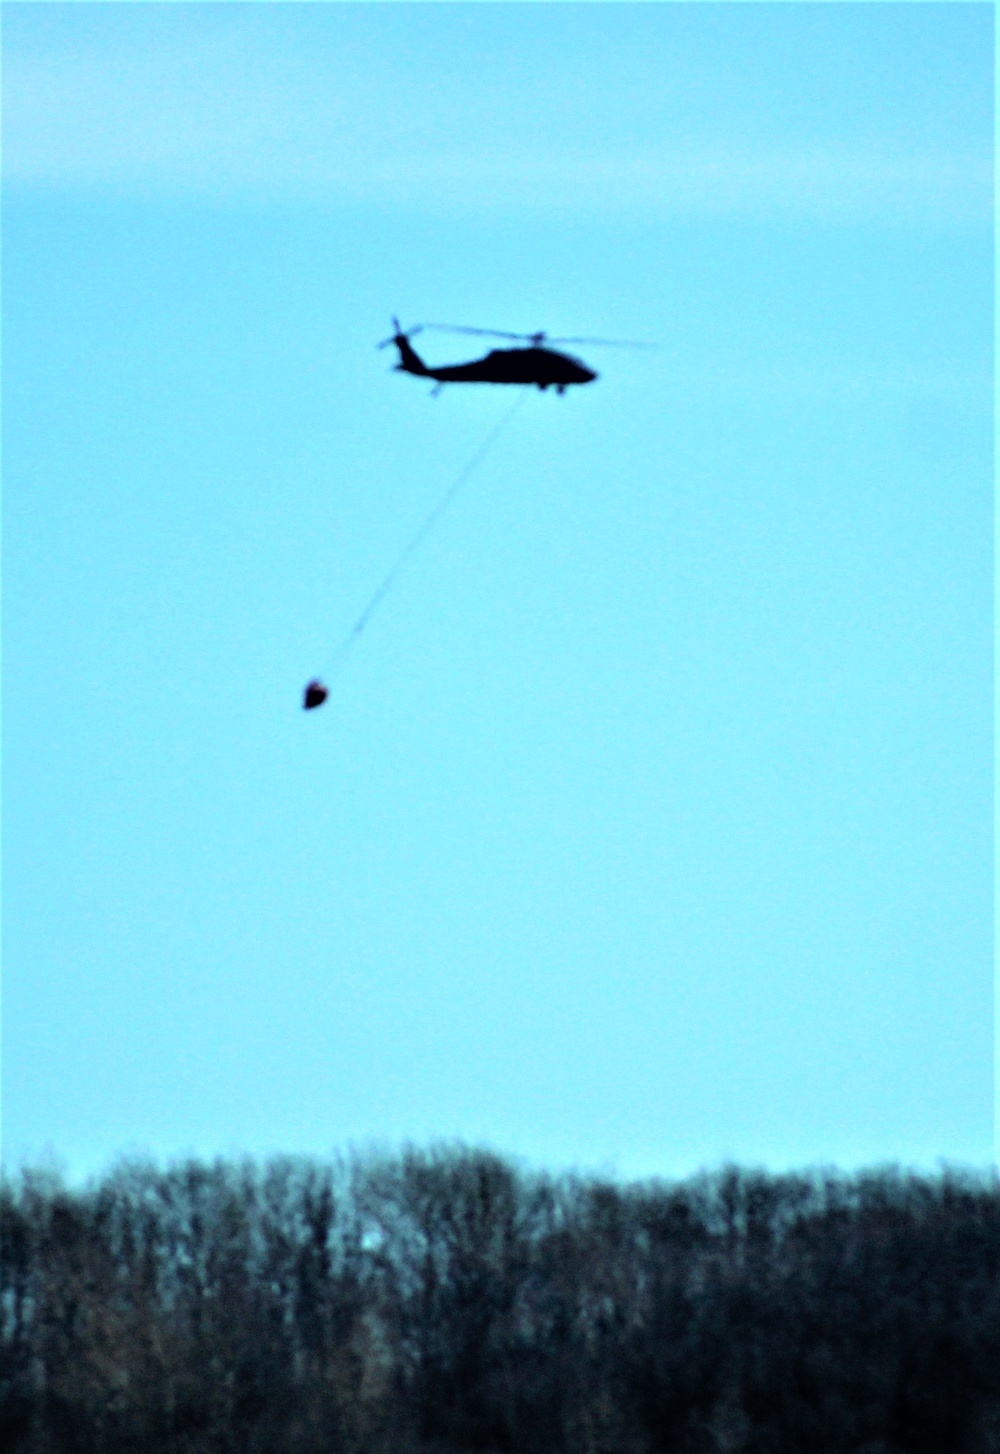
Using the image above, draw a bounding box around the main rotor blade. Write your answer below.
[546,336,658,349]
[417,323,656,349]
[419,323,534,341]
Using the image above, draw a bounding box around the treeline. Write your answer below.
[2,1148,999,1454]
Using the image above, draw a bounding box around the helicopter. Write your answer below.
[302,318,653,708]
[378,319,651,394]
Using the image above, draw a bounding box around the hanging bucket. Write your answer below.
[303,679,329,710]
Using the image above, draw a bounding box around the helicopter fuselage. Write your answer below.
[393,335,597,392]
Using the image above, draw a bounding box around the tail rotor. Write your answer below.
[377,317,424,350]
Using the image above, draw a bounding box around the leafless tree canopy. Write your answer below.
[2,1149,998,1453]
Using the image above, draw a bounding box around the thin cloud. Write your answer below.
[4,19,991,224]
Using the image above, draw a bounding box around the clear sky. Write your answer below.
[3,2,994,1181]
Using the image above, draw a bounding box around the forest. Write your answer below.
[2,1147,998,1454]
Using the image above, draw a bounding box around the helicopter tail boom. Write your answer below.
[392,332,431,377]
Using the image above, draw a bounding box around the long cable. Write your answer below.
[321,388,530,680]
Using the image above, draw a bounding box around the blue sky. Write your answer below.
[3,2,994,1181]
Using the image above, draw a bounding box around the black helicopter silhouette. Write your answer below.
[378,319,651,394]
